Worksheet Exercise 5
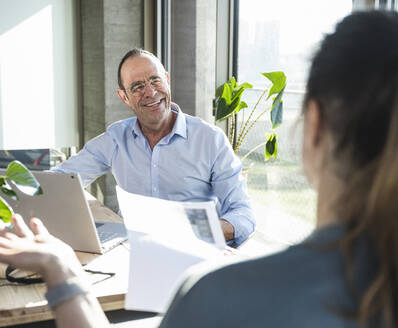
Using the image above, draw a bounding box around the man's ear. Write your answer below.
[165,72,170,85]
[117,88,130,107]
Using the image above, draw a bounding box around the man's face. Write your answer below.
[117,55,171,130]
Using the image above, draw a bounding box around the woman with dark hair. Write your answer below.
[0,10,397,328]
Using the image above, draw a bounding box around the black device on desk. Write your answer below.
[0,149,51,170]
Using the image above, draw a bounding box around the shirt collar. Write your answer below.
[131,102,187,140]
[170,103,187,139]
[131,119,142,138]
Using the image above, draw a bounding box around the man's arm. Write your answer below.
[211,131,256,246]
[220,219,235,242]
[0,215,109,328]
[52,133,115,187]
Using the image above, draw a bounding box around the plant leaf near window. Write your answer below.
[215,71,286,164]
[0,161,43,223]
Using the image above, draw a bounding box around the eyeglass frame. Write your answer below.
[123,75,166,96]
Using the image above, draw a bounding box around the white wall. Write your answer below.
[0,0,78,149]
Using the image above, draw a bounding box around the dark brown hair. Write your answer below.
[117,48,164,90]
[304,10,398,327]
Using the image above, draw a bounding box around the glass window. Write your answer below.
[0,1,78,150]
[236,1,352,243]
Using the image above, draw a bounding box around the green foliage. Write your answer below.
[214,71,286,163]
[215,78,252,121]
[0,199,12,223]
[262,71,286,100]
[0,161,42,222]
[265,133,278,160]
[270,87,284,129]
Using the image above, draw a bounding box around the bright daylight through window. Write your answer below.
[236,0,352,244]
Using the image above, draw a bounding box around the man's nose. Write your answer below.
[143,82,156,97]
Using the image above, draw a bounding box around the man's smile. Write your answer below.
[142,98,165,109]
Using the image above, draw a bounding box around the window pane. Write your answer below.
[236,0,352,244]
[0,1,78,150]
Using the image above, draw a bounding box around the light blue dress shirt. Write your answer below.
[53,105,255,244]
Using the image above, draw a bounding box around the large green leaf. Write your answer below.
[232,83,252,100]
[5,161,43,196]
[262,71,286,101]
[215,84,225,98]
[238,82,252,90]
[229,76,237,90]
[270,87,285,129]
[215,98,233,121]
[221,83,232,104]
[236,101,248,114]
[215,78,252,121]
[265,133,278,161]
[0,197,12,223]
[0,185,17,200]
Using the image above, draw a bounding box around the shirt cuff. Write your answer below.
[221,213,255,246]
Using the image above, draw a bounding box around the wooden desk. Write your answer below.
[0,200,130,327]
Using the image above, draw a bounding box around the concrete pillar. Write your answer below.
[170,0,216,123]
[80,0,144,211]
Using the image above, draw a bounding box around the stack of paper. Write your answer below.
[116,186,226,313]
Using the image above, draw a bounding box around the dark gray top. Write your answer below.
[159,225,378,328]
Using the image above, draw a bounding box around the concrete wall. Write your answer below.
[80,0,144,210]
[170,0,216,122]
[80,0,105,144]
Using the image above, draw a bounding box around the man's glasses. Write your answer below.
[127,76,163,96]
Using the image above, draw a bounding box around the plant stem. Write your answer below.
[237,107,245,138]
[228,115,233,145]
[236,105,271,153]
[236,88,268,152]
[231,114,236,150]
[240,141,267,163]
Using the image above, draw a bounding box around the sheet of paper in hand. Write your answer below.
[116,186,226,313]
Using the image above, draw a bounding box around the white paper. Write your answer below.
[116,187,226,313]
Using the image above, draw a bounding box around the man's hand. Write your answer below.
[0,215,82,287]
[220,219,234,242]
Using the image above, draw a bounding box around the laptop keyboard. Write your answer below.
[97,230,122,244]
[94,221,128,252]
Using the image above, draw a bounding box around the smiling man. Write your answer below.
[53,48,255,245]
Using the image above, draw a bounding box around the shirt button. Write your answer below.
[153,164,157,168]
[153,187,157,192]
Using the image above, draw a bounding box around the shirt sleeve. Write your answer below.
[210,131,255,245]
[51,132,116,187]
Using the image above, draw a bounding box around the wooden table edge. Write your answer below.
[0,293,125,327]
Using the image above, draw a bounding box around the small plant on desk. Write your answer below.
[0,161,43,223]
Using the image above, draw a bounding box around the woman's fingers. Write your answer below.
[30,218,50,238]
[0,220,13,237]
[12,215,34,239]
[0,236,12,249]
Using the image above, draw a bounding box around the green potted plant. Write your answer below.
[214,71,286,164]
[0,161,42,223]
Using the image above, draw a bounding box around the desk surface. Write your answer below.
[0,199,131,327]
[0,199,287,327]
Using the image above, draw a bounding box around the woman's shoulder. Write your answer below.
[160,226,352,328]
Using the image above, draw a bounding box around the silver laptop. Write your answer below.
[0,170,127,254]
